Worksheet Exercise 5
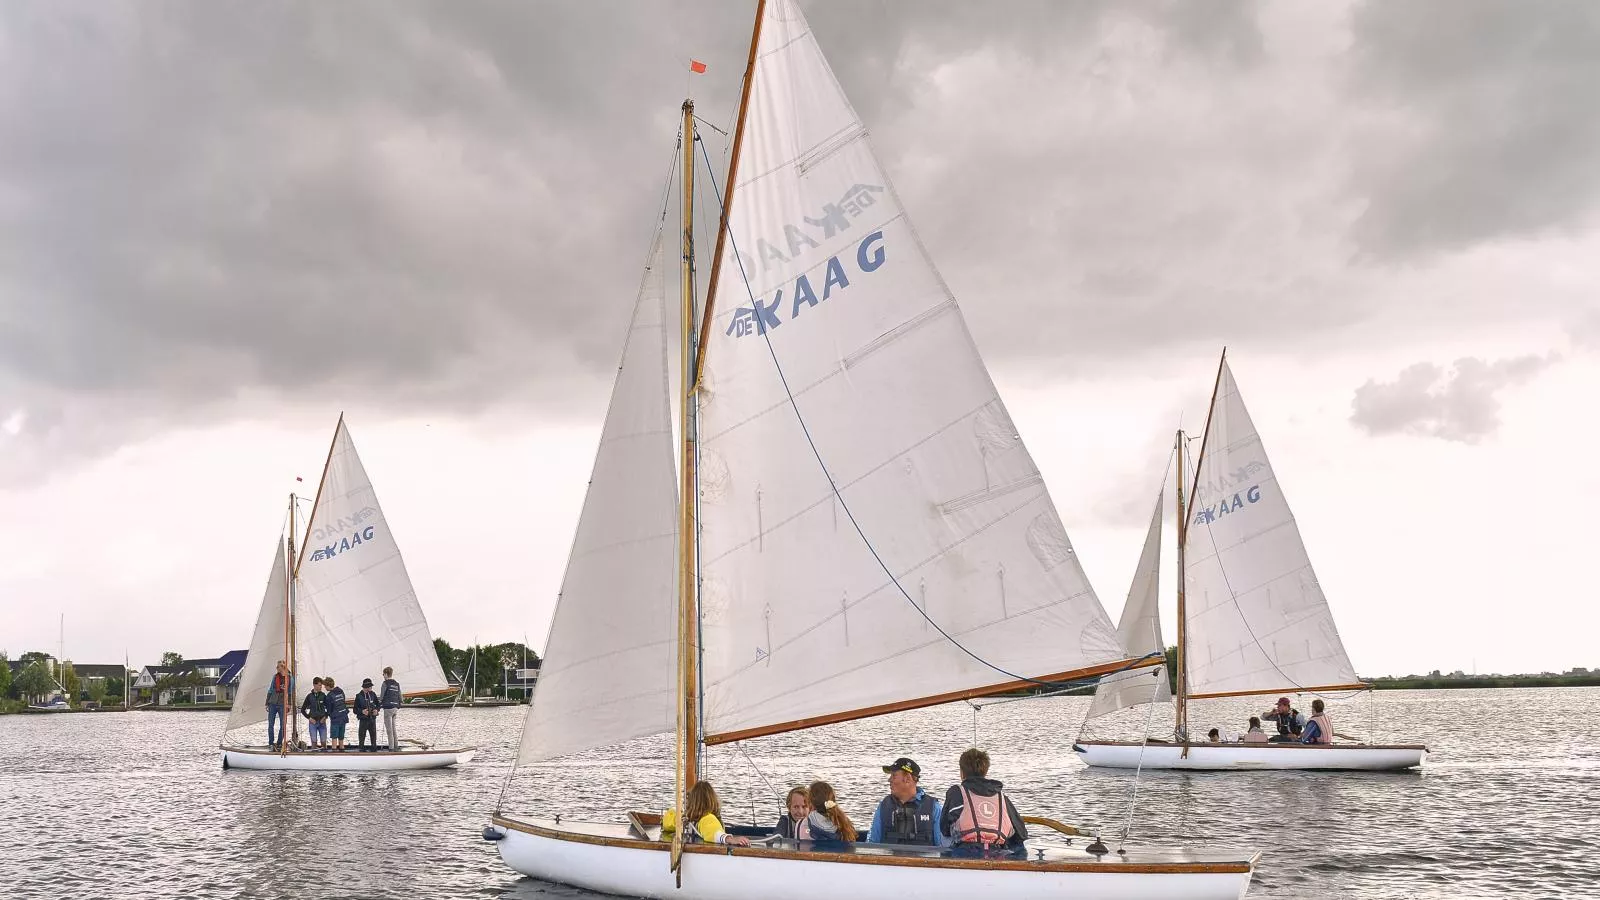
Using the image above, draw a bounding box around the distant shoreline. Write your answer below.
[1367,675,1600,690]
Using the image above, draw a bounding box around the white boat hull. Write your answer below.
[221,745,475,771]
[1074,741,1426,771]
[487,816,1255,900]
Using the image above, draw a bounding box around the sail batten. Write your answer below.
[696,0,1125,741]
[516,231,678,765]
[1181,359,1360,698]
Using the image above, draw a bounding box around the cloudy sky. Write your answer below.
[2,1,1595,678]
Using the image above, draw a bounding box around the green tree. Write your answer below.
[433,637,456,681]
[161,651,185,667]
[88,678,108,705]
[13,661,57,703]
[61,663,81,706]
[0,652,11,699]
[18,650,52,665]
[104,675,125,704]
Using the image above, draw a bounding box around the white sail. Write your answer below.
[1182,359,1360,698]
[293,420,449,697]
[516,233,679,764]
[1087,493,1171,718]
[225,536,289,733]
[695,0,1126,744]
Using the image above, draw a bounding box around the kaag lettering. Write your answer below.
[308,525,378,563]
[1192,484,1263,526]
[726,231,885,338]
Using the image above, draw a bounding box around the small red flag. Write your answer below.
[689,60,707,74]
[296,476,303,482]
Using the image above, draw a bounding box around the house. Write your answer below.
[70,664,135,701]
[132,651,247,705]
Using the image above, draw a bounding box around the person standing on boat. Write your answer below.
[865,757,944,846]
[1300,698,1334,744]
[380,666,402,750]
[324,676,350,751]
[301,677,329,750]
[265,660,288,750]
[1262,697,1305,742]
[941,748,1027,854]
[354,678,381,751]
[776,786,812,840]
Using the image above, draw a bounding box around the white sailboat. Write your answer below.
[1075,354,1427,771]
[486,3,1258,897]
[220,417,475,771]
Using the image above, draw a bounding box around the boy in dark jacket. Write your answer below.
[940,748,1027,854]
[380,666,403,751]
[324,677,350,751]
[354,678,381,752]
[301,677,329,750]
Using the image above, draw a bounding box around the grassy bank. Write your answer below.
[1368,674,1600,690]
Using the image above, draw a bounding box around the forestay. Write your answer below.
[516,234,679,764]
[224,537,290,733]
[1087,494,1171,718]
[1182,360,1359,698]
[293,420,449,697]
[696,0,1127,744]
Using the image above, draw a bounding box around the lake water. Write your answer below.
[0,687,1594,899]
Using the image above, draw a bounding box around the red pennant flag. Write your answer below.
[295,476,303,482]
[689,59,707,74]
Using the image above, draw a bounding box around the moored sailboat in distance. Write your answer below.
[1075,353,1426,771]
[486,2,1259,897]
[220,417,475,772]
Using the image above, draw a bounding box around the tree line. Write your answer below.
[433,639,541,698]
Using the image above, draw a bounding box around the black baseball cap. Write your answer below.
[361,678,373,687]
[881,757,920,778]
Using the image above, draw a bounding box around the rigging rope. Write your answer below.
[1116,668,1163,851]
[694,138,1158,691]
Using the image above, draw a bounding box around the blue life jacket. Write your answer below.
[380,678,403,709]
[324,687,350,723]
[875,792,939,845]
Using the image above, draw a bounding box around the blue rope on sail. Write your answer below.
[694,137,1159,691]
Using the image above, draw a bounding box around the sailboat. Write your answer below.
[485,3,1257,897]
[1074,354,1427,771]
[220,417,476,771]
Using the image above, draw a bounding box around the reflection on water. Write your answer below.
[0,688,1596,899]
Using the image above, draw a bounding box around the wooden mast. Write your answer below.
[283,492,298,754]
[1173,429,1188,741]
[691,0,766,391]
[673,98,700,878]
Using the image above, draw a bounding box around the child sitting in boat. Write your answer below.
[1299,699,1333,744]
[776,786,811,839]
[804,781,857,844]
[662,781,751,847]
[1242,717,1270,742]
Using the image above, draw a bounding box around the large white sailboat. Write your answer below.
[485,2,1258,897]
[220,417,475,772]
[1075,354,1426,771]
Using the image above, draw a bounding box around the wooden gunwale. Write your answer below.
[489,815,1256,875]
[222,745,470,757]
[1074,740,1427,751]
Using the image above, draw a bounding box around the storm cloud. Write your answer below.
[1349,354,1556,443]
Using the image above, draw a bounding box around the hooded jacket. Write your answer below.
[939,776,1028,850]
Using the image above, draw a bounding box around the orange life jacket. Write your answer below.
[952,786,1015,848]
[1308,713,1333,744]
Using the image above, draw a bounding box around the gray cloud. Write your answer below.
[1349,354,1557,443]
[1346,1,1600,258]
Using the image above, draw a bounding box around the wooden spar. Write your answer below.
[284,493,298,755]
[703,656,1161,746]
[1179,349,1227,749]
[691,0,766,391]
[294,413,345,576]
[673,98,700,878]
[1188,683,1371,701]
[1173,429,1188,742]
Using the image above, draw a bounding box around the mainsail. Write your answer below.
[696,0,1129,745]
[516,234,679,764]
[224,536,290,732]
[1182,359,1361,698]
[1087,494,1171,718]
[292,419,449,696]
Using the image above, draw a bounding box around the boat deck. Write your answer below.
[495,816,1258,872]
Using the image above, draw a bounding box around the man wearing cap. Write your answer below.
[1262,697,1304,743]
[354,678,382,752]
[865,757,944,846]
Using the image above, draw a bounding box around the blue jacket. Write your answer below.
[300,690,328,721]
[1300,718,1324,744]
[380,678,403,709]
[324,687,350,724]
[866,788,944,845]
